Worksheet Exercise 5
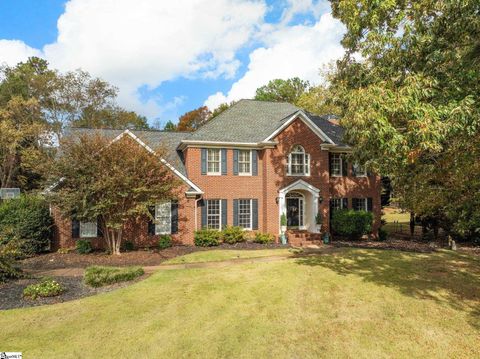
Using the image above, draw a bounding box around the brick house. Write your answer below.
[51,99,381,249]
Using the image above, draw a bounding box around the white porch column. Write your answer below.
[313,193,320,233]
[278,193,286,234]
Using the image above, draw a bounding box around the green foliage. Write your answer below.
[0,241,23,283]
[210,101,237,119]
[194,229,221,247]
[0,195,53,255]
[163,120,177,131]
[329,0,480,241]
[123,240,134,251]
[280,213,287,227]
[315,213,323,225]
[378,227,388,242]
[222,226,245,244]
[255,78,310,103]
[84,266,144,287]
[23,277,65,299]
[295,85,341,115]
[253,233,275,244]
[331,210,373,239]
[76,240,92,254]
[158,235,172,250]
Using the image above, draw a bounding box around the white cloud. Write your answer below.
[0,0,266,119]
[0,40,42,67]
[204,12,345,110]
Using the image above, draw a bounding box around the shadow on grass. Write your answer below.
[295,249,480,329]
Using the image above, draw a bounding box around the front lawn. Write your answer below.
[1,248,479,358]
[165,248,292,264]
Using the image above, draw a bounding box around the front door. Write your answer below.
[286,196,304,227]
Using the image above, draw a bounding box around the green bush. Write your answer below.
[253,232,275,244]
[123,240,134,251]
[84,266,144,287]
[23,277,65,299]
[378,227,388,241]
[0,195,53,255]
[194,229,221,247]
[76,239,92,254]
[222,226,245,244]
[0,241,23,283]
[331,209,373,239]
[158,235,172,250]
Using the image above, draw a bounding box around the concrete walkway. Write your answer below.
[27,253,296,278]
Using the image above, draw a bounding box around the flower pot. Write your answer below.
[281,225,287,233]
[316,224,322,233]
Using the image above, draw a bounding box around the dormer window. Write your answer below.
[287,145,310,176]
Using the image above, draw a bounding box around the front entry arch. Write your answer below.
[286,191,304,228]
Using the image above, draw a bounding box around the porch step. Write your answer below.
[286,230,323,247]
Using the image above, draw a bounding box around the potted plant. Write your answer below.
[315,213,322,233]
[280,213,287,233]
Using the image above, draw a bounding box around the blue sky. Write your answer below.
[0,0,345,128]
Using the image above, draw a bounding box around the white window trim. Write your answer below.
[238,150,252,176]
[80,221,97,238]
[354,198,368,211]
[331,198,347,211]
[207,199,222,230]
[238,199,253,230]
[207,148,222,176]
[353,163,367,177]
[331,153,343,177]
[155,201,172,235]
[287,145,310,177]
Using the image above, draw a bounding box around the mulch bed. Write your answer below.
[0,275,146,311]
[330,238,438,253]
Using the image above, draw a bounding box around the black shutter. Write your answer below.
[148,206,155,235]
[252,150,258,176]
[201,149,207,175]
[171,200,179,234]
[221,199,227,229]
[233,150,239,175]
[342,198,348,209]
[329,152,333,175]
[352,198,359,211]
[72,219,80,239]
[367,197,373,212]
[97,217,103,237]
[342,156,348,177]
[252,199,258,230]
[200,200,207,228]
[233,199,239,226]
[221,149,227,175]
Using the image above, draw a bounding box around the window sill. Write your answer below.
[206,172,222,176]
[238,172,252,176]
[286,174,310,177]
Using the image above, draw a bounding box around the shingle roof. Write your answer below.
[65,128,190,175]
[186,99,345,145]
[187,99,300,143]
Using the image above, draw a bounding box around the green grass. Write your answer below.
[165,248,292,264]
[1,248,479,358]
[84,266,144,287]
[383,209,410,223]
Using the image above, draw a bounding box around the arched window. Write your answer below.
[287,145,310,176]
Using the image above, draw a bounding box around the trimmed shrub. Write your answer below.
[158,235,172,250]
[194,229,221,247]
[331,209,373,239]
[76,239,92,254]
[123,240,134,251]
[0,241,23,283]
[23,277,65,299]
[222,226,245,244]
[378,227,388,241]
[0,195,53,255]
[253,232,275,244]
[84,266,144,287]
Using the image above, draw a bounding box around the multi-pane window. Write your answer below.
[331,198,346,210]
[80,221,97,238]
[155,201,171,234]
[238,150,251,175]
[238,199,252,229]
[287,145,310,176]
[353,198,368,211]
[331,153,342,176]
[353,163,367,177]
[207,199,221,230]
[207,149,221,174]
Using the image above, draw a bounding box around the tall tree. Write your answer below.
[329,0,480,239]
[254,78,310,103]
[210,101,236,119]
[177,106,211,132]
[295,85,341,115]
[163,120,177,131]
[49,134,179,255]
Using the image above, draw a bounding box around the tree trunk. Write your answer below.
[112,229,123,255]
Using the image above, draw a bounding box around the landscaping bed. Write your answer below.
[331,238,437,253]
